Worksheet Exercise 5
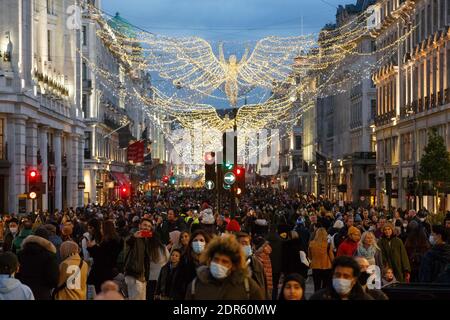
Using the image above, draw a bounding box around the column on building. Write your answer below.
[54,130,62,211]
[8,115,27,214]
[26,119,38,212]
[66,134,75,208]
[77,135,84,206]
[39,126,49,211]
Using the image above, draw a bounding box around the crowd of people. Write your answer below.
[0,187,450,301]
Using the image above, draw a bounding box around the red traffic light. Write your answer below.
[30,170,37,178]
[235,167,244,176]
[162,176,169,183]
[122,187,127,193]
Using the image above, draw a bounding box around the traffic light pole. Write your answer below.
[231,109,238,217]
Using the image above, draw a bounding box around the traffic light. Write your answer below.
[28,168,41,198]
[162,175,169,183]
[204,152,216,190]
[120,185,129,199]
[234,166,245,196]
[169,176,176,185]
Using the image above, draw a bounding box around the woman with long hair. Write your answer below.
[308,227,334,291]
[87,220,122,293]
[146,231,170,300]
[81,218,102,264]
[356,231,383,269]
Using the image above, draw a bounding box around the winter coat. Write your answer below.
[87,238,123,292]
[54,253,88,300]
[309,282,374,300]
[355,245,383,269]
[0,275,35,300]
[378,236,411,282]
[12,228,33,254]
[185,266,264,300]
[123,236,152,282]
[265,231,283,274]
[308,240,333,269]
[16,235,59,300]
[419,243,450,283]
[155,263,186,300]
[336,238,358,257]
[255,248,273,292]
[247,255,267,296]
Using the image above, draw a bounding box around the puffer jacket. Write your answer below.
[255,248,273,292]
[16,235,59,300]
[419,243,450,283]
[185,266,264,300]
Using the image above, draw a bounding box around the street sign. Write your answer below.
[223,172,236,185]
[223,183,231,190]
[205,180,215,190]
[78,181,86,190]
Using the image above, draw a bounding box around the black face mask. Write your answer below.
[358,271,370,285]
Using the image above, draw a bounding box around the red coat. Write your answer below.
[336,238,358,257]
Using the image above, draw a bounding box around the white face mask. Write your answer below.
[429,235,437,246]
[9,227,18,234]
[210,262,230,279]
[192,241,205,254]
[332,278,353,296]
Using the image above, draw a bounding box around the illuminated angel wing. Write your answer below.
[237,35,317,89]
[144,36,227,95]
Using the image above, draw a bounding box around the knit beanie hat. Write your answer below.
[348,226,361,236]
[34,226,50,240]
[60,241,79,260]
[253,236,267,251]
[226,219,241,232]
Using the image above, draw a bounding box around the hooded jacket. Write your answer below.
[0,275,35,300]
[16,235,59,300]
[185,266,264,300]
[419,243,450,283]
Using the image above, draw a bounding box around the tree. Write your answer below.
[418,128,450,203]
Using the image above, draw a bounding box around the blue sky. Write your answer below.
[102,0,351,41]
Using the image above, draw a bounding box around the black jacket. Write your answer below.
[87,238,123,292]
[281,231,309,278]
[16,235,59,300]
[419,243,450,282]
[124,236,152,282]
[309,283,374,300]
[266,231,283,274]
[155,263,186,299]
[2,231,15,252]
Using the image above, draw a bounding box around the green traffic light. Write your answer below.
[224,161,234,170]
[169,177,176,184]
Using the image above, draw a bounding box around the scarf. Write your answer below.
[356,244,377,262]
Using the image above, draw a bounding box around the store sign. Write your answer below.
[78,182,86,190]
[96,181,104,189]
[391,189,399,198]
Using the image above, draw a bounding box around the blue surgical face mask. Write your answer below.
[192,240,205,254]
[210,262,229,279]
[243,245,253,257]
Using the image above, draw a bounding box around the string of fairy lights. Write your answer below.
[81,3,414,165]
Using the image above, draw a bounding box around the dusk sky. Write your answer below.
[102,0,351,42]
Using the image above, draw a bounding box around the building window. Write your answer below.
[47,0,55,15]
[47,30,52,61]
[295,136,302,150]
[82,25,87,46]
[82,94,89,118]
[402,133,413,162]
[370,99,376,120]
[0,119,4,160]
[82,62,87,81]
[84,132,91,159]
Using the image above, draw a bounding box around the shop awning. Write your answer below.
[111,172,131,186]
